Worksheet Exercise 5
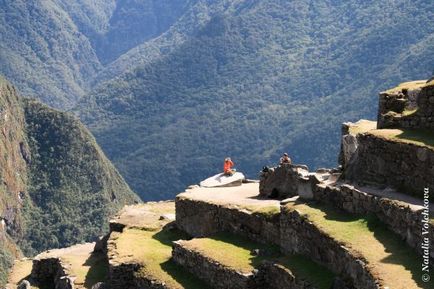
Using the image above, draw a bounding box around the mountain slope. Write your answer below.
[0,77,140,285]
[0,77,28,285]
[77,0,434,200]
[0,0,102,109]
[0,0,194,108]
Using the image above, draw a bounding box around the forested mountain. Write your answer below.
[0,0,190,108]
[77,0,434,199]
[0,0,101,108]
[0,77,139,285]
[1,0,434,201]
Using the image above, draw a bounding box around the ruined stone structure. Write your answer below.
[7,80,434,289]
[378,80,434,129]
[342,131,434,197]
[313,183,434,258]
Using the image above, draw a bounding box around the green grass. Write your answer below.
[286,201,430,289]
[401,108,418,116]
[184,233,335,289]
[385,80,428,94]
[115,228,209,289]
[279,255,335,289]
[83,254,109,288]
[369,128,434,149]
[183,233,280,273]
[242,205,281,219]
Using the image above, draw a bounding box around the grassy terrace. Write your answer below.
[182,233,335,289]
[284,201,429,289]
[384,80,429,94]
[6,259,38,289]
[113,228,209,289]
[368,128,434,150]
[345,118,434,151]
[62,251,107,289]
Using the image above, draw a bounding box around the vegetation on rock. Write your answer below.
[0,77,139,285]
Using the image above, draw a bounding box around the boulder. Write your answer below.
[200,172,245,188]
[259,164,309,199]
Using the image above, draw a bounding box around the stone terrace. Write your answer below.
[176,183,431,289]
[107,201,209,289]
[172,233,335,289]
[176,184,281,244]
[7,242,107,289]
[341,119,434,198]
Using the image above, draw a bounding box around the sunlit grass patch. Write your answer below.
[183,233,335,289]
[241,204,281,219]
[385,80,428,94]
[115,228,208,289]
[285,201,427,289]
[369,129,434,149]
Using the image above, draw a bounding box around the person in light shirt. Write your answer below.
[279,153,292,165]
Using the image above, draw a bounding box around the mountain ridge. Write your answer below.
[76,0,434,199]
[0,77,140,285]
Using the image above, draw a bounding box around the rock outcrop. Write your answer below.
[259,164,310,198]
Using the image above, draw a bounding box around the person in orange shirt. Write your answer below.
[223,157,235,176]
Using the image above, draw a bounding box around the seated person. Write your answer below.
[223,157,235,175]
[279,153,292,165]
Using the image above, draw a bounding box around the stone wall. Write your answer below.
[313,183,434,261]
[107,231,170,289]
[108,262,169,289]
[259,164,309,199]
[31,258,74,289]
[175,197,280,245]
[378,83,434,129]
[172,241,253,289]
[107,231,142,289]
[255,262,317,289]
[280,207,380,289]
[343,132,434,198]
[172,241,318,289]
[338,123,359,170]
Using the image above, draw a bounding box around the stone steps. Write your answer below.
[172,233,335,289]
[281,199,429,289]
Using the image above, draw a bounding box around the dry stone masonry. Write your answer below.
[313,183,434,260]
[172,240,254,289]
[342,132,434,198]
[176,196,280,245]
[378,80,434,129]
[259,164,310,198]
[8,80,434,289]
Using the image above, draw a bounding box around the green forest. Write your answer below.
[1,0,434,200]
